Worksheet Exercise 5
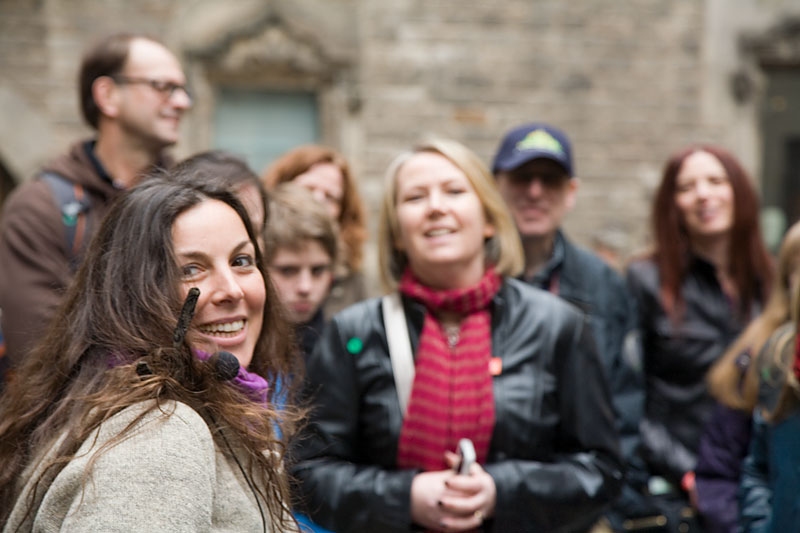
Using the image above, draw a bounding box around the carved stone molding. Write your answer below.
[731,16,800,104]
[741,17,800,68]
[180,0,356,80]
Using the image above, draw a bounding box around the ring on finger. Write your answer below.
[474,510,484,522]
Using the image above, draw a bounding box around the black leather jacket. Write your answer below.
[626,256,750,486]
[291,278,623,532]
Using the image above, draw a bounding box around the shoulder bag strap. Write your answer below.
[382,292,415,417]
[41,172,91,272]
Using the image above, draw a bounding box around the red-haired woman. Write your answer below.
[625,145,773,531]
[262,145,368,317]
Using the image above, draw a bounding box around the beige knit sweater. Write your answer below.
[4,400,293,532]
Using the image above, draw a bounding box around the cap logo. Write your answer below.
[515,129,565,156]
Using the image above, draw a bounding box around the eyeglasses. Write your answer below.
[111,75,192,101]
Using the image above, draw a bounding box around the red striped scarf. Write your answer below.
[396,267,500,471]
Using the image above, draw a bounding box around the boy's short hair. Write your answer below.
[264,183,338,264]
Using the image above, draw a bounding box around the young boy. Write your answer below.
[264,183,338,533]
[264,183,339,358]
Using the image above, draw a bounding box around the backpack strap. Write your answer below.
[381,292,415,416]
[41,172,92,272]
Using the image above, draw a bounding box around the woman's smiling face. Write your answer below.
[393,152,495,289]
[172,199,265,368]
[674,150,735,246]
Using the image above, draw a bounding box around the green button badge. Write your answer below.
[346,337,363,354]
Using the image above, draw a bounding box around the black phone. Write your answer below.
[455,438,476,475]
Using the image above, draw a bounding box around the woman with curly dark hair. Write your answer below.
[0,171,301,531]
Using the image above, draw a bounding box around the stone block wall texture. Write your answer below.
[358,0,710,253]
[1,0,800,275]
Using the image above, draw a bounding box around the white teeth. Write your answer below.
[426,228,451,237]
[200,320,244,334]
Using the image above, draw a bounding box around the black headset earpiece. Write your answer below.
[136,360,152,377]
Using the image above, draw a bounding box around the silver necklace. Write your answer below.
[443,323,460,348]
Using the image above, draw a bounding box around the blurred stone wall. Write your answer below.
[1,0,800,285]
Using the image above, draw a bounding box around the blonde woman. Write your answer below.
[292,139,622,532]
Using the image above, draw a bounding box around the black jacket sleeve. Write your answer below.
[485,314,624,532]
[738,409,771,533]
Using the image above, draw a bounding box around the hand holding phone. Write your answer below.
[454,438,476,475]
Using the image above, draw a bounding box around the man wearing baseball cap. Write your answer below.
[492,123,645,531]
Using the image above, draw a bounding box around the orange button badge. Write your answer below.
[489,357,502,376]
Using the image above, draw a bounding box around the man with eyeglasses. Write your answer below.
[491,123,644,532]
[0,33,191,379]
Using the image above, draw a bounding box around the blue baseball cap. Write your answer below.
[491,122,573,176]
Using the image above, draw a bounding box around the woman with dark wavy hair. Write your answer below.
[626,144,773,531]
[0,172,301,531]
[262,144,368,317]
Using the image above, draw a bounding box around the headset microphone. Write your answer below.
[173,287,200,349]
[209,350,240,381]
[172,288,241,382]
